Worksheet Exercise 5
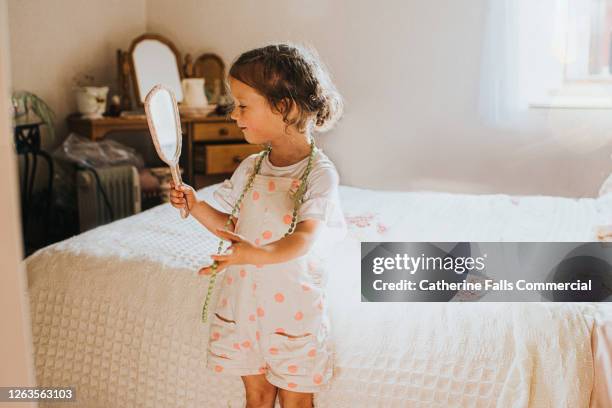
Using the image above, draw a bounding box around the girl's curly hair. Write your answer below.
[228,43,343,134]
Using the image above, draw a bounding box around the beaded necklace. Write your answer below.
[202,137,318,323]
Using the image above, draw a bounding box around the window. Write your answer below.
[479,0,612,116]
[528,0,612,108]
[565,0,612,81]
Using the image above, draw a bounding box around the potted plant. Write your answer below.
[11,91,56,137]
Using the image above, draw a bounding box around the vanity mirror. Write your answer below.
[129,34,184,106]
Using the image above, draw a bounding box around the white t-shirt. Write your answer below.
[213,148,347,245]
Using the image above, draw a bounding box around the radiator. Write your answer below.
[76,165,141,232]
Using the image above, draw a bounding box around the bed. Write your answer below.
[25,184,612,407]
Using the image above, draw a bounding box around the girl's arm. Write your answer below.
[201,220,323,275]
[169,182,236,238]
[189,201,237,236]
[257,220,322,264]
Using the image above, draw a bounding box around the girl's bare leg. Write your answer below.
[242,374,278,408]
[277,389,313,408]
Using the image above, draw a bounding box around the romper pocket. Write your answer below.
[265,332,317,378]
[208,310,239,359]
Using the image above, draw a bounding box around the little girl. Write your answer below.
[170,43,346,408]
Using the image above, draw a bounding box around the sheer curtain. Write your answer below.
[478,0,521,127]
[478,0,568,127]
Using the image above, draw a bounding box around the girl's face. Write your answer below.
[228,77,297,144]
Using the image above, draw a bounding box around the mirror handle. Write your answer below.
[170,163,190,219]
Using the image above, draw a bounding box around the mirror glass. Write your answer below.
[145,86,181,164]
[132,39,183,103]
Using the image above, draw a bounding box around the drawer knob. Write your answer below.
[232,155,242,163]
[218,128,229,136]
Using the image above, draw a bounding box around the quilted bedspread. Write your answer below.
[25,185,612,407]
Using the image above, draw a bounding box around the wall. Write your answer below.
[147,0,611,197]
[8,0,147,151]
[8,0,612,197]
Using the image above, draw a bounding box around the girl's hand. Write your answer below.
[169,181,198,211]
[198,228,263,275]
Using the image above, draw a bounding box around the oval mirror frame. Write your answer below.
[144,84,189,218]
[144,84,182,165]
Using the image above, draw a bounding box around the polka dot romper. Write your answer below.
[206,151,347,393]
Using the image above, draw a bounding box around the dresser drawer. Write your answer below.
[193,122,243,142]
[205,144,264,174]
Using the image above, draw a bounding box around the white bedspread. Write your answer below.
[25,185,612,407]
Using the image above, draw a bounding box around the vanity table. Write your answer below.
[66,113,262,187]
[68,32,264,188]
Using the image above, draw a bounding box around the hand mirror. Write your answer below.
[144,84,189,218]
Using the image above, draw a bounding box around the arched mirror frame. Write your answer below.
[128,33,183,107]
[193,53,226,103]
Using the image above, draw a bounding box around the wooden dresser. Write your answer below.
[67,113,263,188]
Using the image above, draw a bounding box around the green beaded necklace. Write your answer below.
[201,137,318,323]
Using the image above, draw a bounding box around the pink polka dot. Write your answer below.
[288,365,298,373]
[256,331,261,341]
[294,311,303,320]
[313,374,323,384]
[211,331,221,340]
[275,328,285,334]
[308,349,316,358]
[291,179,300,189]
[221,298,228,307]
[283,214,292,224]
[287,382,298,389]
[262,230,273,240]
[255,264,263,268]
[233,343,241,350]
[226,276,233,285]
[249,314,256,322]
[252,282,257,291]
[268,181,276,192]
[269,347,279,355]
[257,307,265,317]
[259,366,267,374]
[252,191,260,200]
[242,340,251,348]
[240,269,247,278]
[255,238,260,246]
[274,293,285,302]
[301,284,311,291]
[215,365,224,372]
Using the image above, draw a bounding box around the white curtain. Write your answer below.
[478,0,521,127]
[478,0,568,127]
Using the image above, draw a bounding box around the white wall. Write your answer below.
[8,0,147,150]
[148,0,612,197]
[8,0,612,197]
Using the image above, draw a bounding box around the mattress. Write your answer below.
[25,185,612,407]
